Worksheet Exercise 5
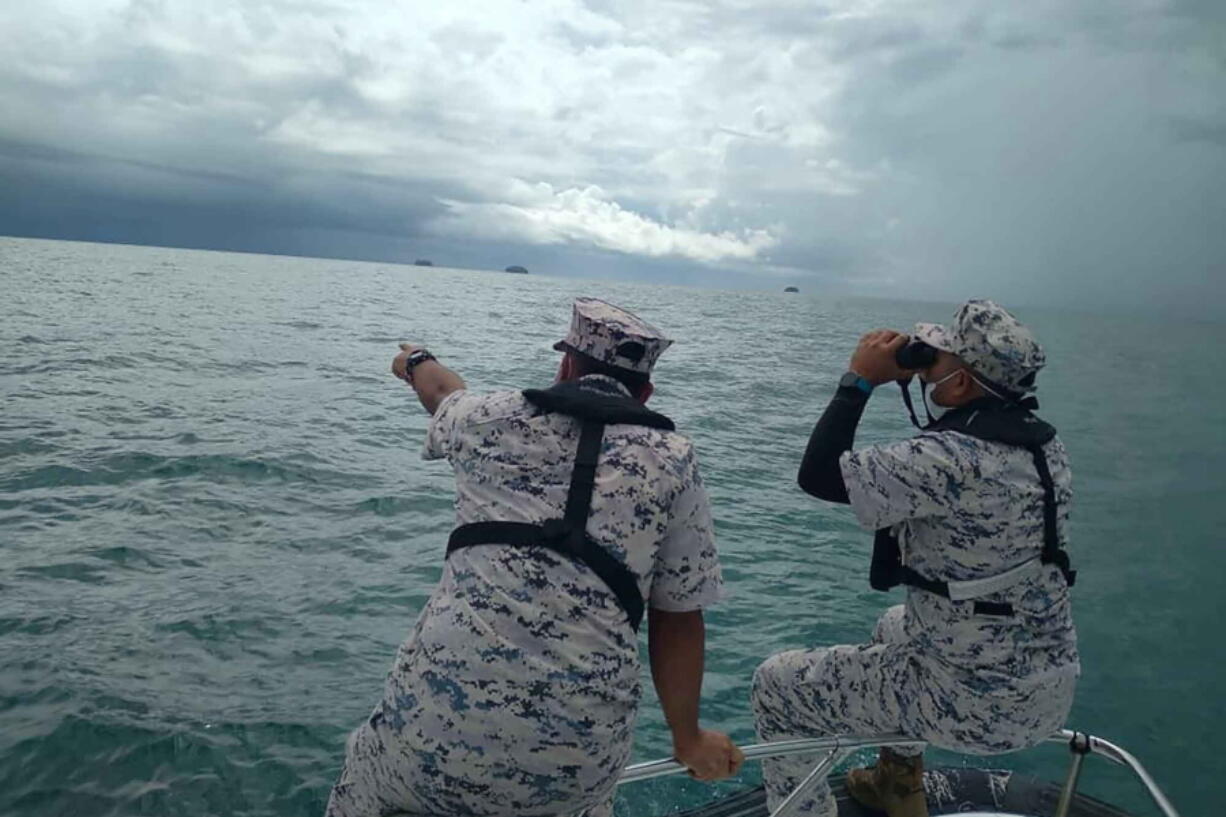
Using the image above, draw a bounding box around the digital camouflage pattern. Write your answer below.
[327,375,723,817]
[752,428,1079,816]
[753,605,1077,816]
[913,299,1046,393]
[552,297,674,374]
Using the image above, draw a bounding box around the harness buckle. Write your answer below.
[540,518,574,548]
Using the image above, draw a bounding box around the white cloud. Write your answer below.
[430,182,777,263]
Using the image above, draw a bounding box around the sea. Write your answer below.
[1,236,1222,816]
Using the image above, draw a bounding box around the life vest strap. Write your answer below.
[447,414,646,632]
[1028,443,1077,587]
[870,397,1076,606]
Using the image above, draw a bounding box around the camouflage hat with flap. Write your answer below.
[553,297,673,375]
[913,299,1046,393]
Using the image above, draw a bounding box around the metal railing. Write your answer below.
[618,728,1179,817]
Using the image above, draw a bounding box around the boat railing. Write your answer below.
[618,728,1179,817]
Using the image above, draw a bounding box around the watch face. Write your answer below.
[840,372,859,388]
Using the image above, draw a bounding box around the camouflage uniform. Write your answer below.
[328,299,724,817]
[752,301,1079,816]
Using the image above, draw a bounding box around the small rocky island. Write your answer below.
[784,286,799,293]
[414,259,434,267]
[505,265,529,274]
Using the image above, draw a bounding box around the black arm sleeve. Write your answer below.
[797,385,871,504]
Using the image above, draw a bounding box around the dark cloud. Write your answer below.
[1168,0,1226,22]
[822,19,927,61]
[887,46,964,85]
[0,136,265,190]
[0,131,453,260]
[990,33,1064,52]
[1170,117,1226,148]
[0,1,1222,317]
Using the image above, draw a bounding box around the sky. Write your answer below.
[0,0,1223,315]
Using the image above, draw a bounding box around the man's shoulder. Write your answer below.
[1043,432,1071,463]
[923,424,1044,464]
[441,388,533,426]
[606,421,696,464]
[443,387,698,466]
[929,426,1070,465]
[858,429,979,466]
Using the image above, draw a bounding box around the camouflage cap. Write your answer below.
[552,297,673,375]
[913,299,1046,393]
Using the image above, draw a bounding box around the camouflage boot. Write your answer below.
[845,748,928,817]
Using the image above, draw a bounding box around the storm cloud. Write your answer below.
[1,0,1222,314]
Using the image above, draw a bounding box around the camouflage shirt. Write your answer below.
[841,430,1079,683]
[377,374,723,812]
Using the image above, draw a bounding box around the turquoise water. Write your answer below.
[1,236,1222,816]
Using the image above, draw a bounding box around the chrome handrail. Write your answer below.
[1046,730,1180,817]
[619,728,1180,817]
[618,734,918,785]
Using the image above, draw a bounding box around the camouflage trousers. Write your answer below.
[750,605,1075,817]
[325,710,617,817]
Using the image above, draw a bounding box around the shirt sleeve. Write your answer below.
[421,389,473,461]
[649,442,725,612]
[839,434,966,531]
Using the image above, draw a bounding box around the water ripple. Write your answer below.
[1,238,1221,816]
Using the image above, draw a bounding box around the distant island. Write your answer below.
[414,259,433,267]
[784,286,799,293]
[504,265,528,274]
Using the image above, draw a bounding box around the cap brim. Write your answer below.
[552,340,569,352]
[913,322,957,353]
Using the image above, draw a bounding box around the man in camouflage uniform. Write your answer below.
[327,297,742,817]
[752,300,1079,817]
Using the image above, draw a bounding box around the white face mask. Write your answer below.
[921,369,961,422]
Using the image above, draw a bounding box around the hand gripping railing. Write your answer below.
[618,729,1179,817]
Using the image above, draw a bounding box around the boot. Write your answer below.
[845,747,928,817]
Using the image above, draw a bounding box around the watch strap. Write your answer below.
[405,349,437,372]
[840,371,875,395]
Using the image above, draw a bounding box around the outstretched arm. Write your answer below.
[391,343,466,415]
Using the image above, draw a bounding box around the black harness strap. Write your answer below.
[565,421,603,530]
[446,409,648,632]
[896,565,948,597]
[893,565,1016,615]
[1028,443,1076,587]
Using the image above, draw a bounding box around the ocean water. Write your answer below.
[1,236,1222,817]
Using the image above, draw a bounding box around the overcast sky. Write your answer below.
[1,0,1222,314]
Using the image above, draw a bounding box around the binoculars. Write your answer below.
[895,340,938,370]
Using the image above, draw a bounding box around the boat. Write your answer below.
[619,730,1179,816]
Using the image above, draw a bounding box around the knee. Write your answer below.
[325,783,360,817]
[751,654,784,705]
[873,604,906,644]
[751,651,803,727]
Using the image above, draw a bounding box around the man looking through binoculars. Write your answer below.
[751,300,1080,817]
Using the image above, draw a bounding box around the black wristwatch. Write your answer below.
[839,371,875,395]
[404,348,437,375]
